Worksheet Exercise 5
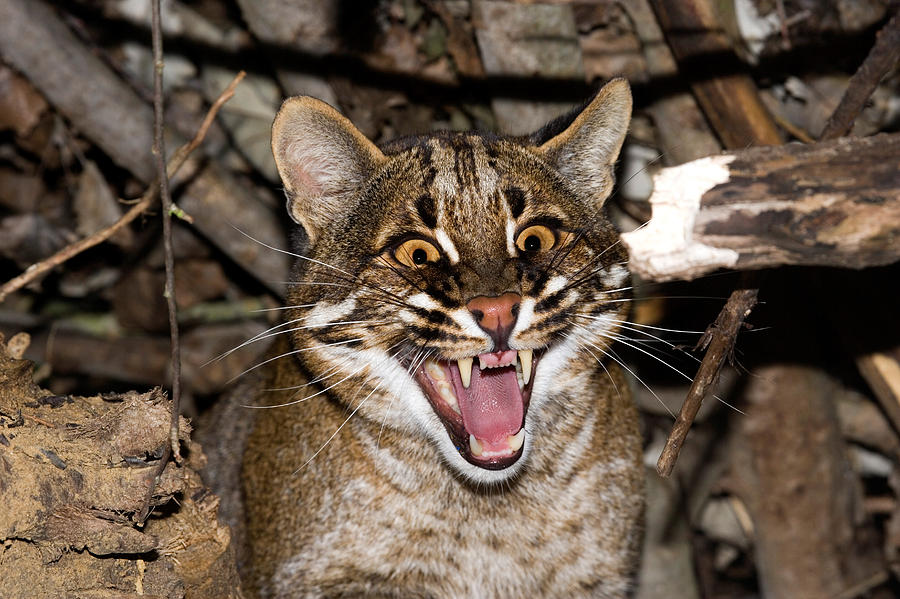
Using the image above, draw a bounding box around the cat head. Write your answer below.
[271,79,632,484]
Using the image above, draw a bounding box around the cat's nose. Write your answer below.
[467,292,521,350]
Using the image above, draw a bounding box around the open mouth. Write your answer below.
[411,349,539,470]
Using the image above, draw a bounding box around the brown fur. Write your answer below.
[209,79,644,597]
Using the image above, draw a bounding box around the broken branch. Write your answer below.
[656,286,757,477]
[820,11,900,141]
[622,132,900,283]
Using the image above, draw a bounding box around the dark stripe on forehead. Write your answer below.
[505,186,526,218]
[419,143,437,188]
[415,194,438,229]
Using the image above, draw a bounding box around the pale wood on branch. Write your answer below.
[622,133,900,282]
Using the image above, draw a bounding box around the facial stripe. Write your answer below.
[506,219,517,258]
[505,186,525,218]
[415,194,438,229]
[434,228,460,264]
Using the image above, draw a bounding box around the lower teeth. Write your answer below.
[469,434,483,457]
[468,429,525,458]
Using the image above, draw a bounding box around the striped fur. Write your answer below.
[239,79,644,597]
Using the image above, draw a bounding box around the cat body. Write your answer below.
[236,79,644,597]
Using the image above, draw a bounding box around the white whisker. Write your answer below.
[567,321,675,418]
[227,337,365,383]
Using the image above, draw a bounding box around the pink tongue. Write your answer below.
[455,363,523,445]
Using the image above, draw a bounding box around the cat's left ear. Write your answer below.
[536,77,632,207]
[271,96,386,243]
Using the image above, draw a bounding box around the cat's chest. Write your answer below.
[261,392,642,598]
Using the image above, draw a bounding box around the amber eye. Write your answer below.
[394,238,441,267]
[515,225,556,253]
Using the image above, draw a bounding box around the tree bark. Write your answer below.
[622,132,900,282]
[727,364,887,598]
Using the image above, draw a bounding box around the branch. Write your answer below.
[151,0,182,468]
[820,11,900,141]
[646,0,778,479]
[0,72,245,303]
[622,133,900,282]
[656,287,758,477]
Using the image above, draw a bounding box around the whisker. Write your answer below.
[292,346,408,473]
[226,337,365,384]
[230,224,356,278]
[567,321,674,418]
[560,331,622,401]
[378,347,431,447]
[250,340,405,408]
[572,320,745,416]
[250,303,318,313]
[206,315,310,365]
[574,314,703,364]
[292,377,388,475]
[599,316,706,335]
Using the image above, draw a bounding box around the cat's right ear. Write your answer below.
[271,97,386,243]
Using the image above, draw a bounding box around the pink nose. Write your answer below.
[467,292,521,348]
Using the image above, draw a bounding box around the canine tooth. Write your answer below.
[469,434,483,457]
[518,349,533,385]
[508,428,525,452]
[458,357,473,388]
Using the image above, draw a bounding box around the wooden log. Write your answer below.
[648,0,782,149]
[0,0,290,294]
[622,132,900,282]
[727,364,886,598]
[0,0,156,182]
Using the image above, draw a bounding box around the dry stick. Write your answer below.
[134,73,244,524]
[650,0,778,477]
[820,10,900,141]
[656,287,758,477]
[657,7,900,477]
[0,72,244,304]
[151,0,182,466]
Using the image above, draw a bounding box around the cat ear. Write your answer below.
[271,97,386,242]
[536,78,632,207]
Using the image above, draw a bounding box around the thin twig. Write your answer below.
[135,72,245,524]
[820,10,900,141]
[151,0,182,464]
[657,286,758,477]
[650,0,773,477]
[774,0,791,50]
[0,71,244,304]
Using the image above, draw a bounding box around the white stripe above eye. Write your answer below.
[506,218,517,257]
[434,228,460,264]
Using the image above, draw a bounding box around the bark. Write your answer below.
[0,335,243,598]
[727,364,886,598]
[622,132,900,282]
[0,0,290,293]
[648,0,782,149]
